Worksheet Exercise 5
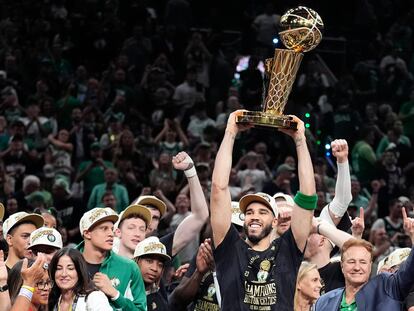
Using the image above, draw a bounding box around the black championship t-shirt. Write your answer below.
[158,231,176,300]
[404,285,414,308]
[147,291,169,311]
[318,261,344,294]
[214,226,303,311]
[185,256,220,311]
[86,262,101,279]
[160,232,175,257]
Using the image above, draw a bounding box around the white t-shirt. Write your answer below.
[62,291,112,311]
[173,81,198,108]
[20,116,49,137]
[237,169,267,192]
[187,116,216,138]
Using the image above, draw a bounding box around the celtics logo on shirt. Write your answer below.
[243,250,278,310]
[207,283,216,299]
[194,274,220,311]
[257,260,270,283]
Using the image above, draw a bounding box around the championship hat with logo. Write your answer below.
[79,207,119,236]
[134,195,166,216]
[134,236,171,261]
[3,212,44,236]
[28,227,63,250]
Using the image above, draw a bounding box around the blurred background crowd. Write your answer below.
[0,0,413,266]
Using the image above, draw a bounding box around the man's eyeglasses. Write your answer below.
[35,280,54,290]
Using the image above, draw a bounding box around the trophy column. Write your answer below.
[236,49,303,129]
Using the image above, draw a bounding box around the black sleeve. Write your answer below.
[405,289,414,308]
[280,228,304,267]
[184,255,197,278]
[160,231,175,258]
[213,225,240,261]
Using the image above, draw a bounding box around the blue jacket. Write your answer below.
[314,246,414,311]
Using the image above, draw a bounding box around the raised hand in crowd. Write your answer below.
[351,207,365,239]
[153,188,176,223]
[169,238,217,310]
[21,253,47,287]
[139,187,152,196]
[331,139,348,163]
[172,151,194,171]
[174,263,190,279]
[196,238,214,274]
[402,207,414,245]
[10,253,47,311]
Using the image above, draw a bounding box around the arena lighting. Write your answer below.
[316,140,321,145]
[326,151,331,157]
[325,143,331,150]
[273,37,279,44]
[305,123,310,128]
[305,112,310,118]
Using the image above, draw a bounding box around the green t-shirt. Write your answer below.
[352,140,377,185]
[0,134,10,151]
[340,292,357,311]
[77,160,114,192]
[376,135,411,158]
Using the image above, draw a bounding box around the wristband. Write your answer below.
[316,223,322,235]
[21,285,35,293]
[294,191,318,210]
[19,287,33,301]
[184,166,197,178]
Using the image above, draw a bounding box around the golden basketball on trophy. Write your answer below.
[236,6,324,129]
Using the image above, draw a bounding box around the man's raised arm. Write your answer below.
[211,110,251,247]
[171,152,209,256]
[280,116,317,251]
[320,139,352,226]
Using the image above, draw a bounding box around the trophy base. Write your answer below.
[236,111,297,130]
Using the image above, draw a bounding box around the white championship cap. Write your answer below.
[28,227,63,250]
[133,236,171,261]
[3,212,44,236]
[79,208,119,236]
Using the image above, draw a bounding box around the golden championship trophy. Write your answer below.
[236,6,324,129]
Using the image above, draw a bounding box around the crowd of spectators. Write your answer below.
[0,0,414,305]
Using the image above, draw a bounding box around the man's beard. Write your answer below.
[243,222,273,244]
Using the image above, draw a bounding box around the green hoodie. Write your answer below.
[77,242,147,310]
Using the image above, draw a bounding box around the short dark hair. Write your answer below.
[119,213,148,229]
[388,198,402,209]
[48,248,94,310]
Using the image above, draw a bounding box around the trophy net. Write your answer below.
[263,49,303,116]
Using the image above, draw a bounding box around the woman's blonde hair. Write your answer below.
[294,261,319,311]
